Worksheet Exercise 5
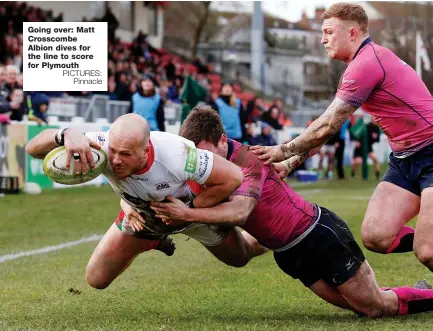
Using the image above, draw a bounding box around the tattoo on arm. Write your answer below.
[284,97,357,158]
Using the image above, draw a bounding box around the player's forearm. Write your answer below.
[25,129,59,159]
[282,114,338,158]
[184,202,249,226]
[281,98,356,159]
[193,184,236,209]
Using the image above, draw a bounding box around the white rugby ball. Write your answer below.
[43,146,107,185]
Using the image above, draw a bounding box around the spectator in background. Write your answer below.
[253,122,278,146]
[318,133,339,180]
[0,65,8,98]
[271,97,283,112]
[101,6,119,43]
[8,87,25,121]
[103,75,118,100]
[212,81,245,143]
[246,96,265,123]
[114,72,132,101]
[0,87,23,122]
[262,105,283,130]
[28,92,49,125]
[16,72,22,89]
[351,120,382,180]
[335,119,351,180]
[129,74,165,132]
[5,64,17,96]
[164,59,176,82]
[166,77,182,104]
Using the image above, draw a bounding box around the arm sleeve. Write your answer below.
[230,149,268,201]
[173,146,214,185]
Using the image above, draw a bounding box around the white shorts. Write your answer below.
[182,224,230,247]
[115,210,229,247]
[321,145,336,154]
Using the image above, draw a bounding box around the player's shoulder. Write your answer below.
[150,131,196,165]
[351,41,396,67]
[231,140,266,169]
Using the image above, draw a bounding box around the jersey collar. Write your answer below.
[353,37,372,60]
[134,139,155,175]
[226,138,235,160]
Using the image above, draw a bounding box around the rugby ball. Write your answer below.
[43,146,107,185]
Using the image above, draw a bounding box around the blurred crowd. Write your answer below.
[0,1,293,145]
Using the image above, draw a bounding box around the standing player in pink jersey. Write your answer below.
[151,107,433,318]
[251,2,433,272]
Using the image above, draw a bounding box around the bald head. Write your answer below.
[108,114,152,179]
[110,113,150,148]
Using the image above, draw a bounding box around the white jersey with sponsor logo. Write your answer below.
[85,131,225,245]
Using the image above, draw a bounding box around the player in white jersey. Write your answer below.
[26,114,267,290]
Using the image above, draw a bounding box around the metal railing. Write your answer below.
[47,95,184,124]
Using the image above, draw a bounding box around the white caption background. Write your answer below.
[23,22,107,91]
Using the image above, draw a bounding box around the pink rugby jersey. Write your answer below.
[336,38,433,157]
[228,140,318,250]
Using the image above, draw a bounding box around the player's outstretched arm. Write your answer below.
[192,153,244,209]
[251,97,357,164]
[26,128,101,174]
[151,195,257,227]
[25,128,60,159]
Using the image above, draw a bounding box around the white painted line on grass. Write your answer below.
[0,234,103,263]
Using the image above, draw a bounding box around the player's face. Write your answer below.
[321,18,351,61]
[108,139,150,179]
[197,135,228,158]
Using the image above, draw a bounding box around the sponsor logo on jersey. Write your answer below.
[154,182,170,191]
[198,152,210,178]
[97,133,105,146]
[184,147,198,173]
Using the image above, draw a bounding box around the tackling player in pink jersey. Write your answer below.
[251,2,433,273]
[25,113,267,290]
[151,107,433,317]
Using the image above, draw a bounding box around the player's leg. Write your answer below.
[308,280,353,310]
[310,207,433,317]
[361,154,420,254]
[368,151,380,180]
[86,211,172,289]
[86,223,157,289]
[338,260,433,317]
[184,224,268,267]
[351,156,362,177]
[273,208,355,310]
[412,147,433,270]
[414,188,433,270]
[327,149,335,179]
[205,228,268,267]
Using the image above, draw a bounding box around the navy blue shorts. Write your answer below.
[273,207,365,287]
[383,143,433,196]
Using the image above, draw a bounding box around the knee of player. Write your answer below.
[357,307,385,318]
[360,221,392,253]
[85,268,110,290]
[414,245,433,268]
[226,256,249,268]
